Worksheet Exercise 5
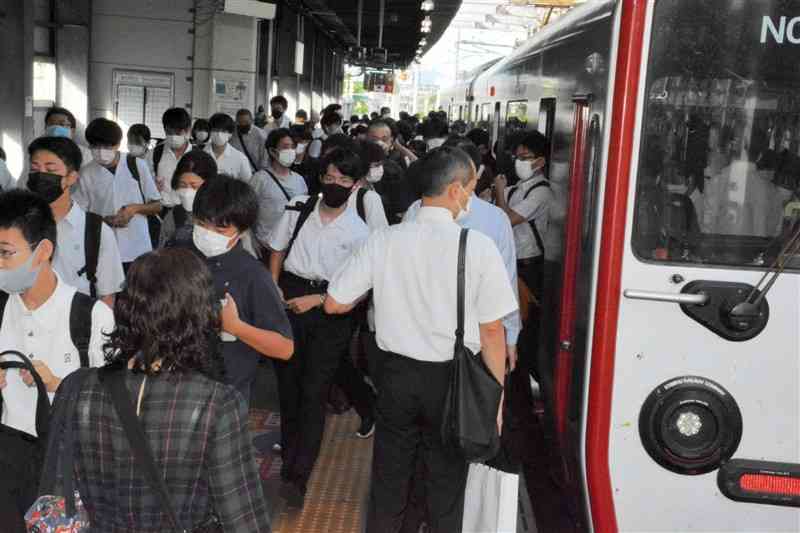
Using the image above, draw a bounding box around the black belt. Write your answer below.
[279,271,328,298]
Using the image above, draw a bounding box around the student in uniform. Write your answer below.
[231,108,269,172]
[268,148,370,507]
[263,95,292,132]
[163,149,218,248]
[126,124,151,160]
[367,118,417,170]
[204,113,252,182]
[27,137,124,307]
[43,106,94,169]
[0,190,115,529]
[147,107,194,208]
[191,118,211,149]
[74,118,162,274]
[325,146,516,533]
[190,175,294,403]
[250,128,308,255]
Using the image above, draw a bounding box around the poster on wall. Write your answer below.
[364,71,395,94]
[213,75,251,117]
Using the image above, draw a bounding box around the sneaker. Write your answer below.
[356,415,375,439]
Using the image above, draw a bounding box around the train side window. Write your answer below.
[507,100,529,132]
[478,102,493,130]
[538,98,556,141]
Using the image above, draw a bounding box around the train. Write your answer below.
[441,0,800,531]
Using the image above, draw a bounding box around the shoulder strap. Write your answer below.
[69,292,94,368]
[101,369,185,532]
[0,350,50,439]
[356,188,368,223]
[0,291,7,330]
[80,212,103,298]
[284,196,319,261]
[522,179,551,200]
[265,168,292,201]
[127,154,147,204]
[455,229,468,345]
[153,143,165,170]
[237,130,259,172]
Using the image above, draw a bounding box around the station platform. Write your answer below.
[248,359,577,533]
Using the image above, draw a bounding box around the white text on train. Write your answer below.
[760,16,800,44]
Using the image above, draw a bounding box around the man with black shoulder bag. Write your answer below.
[326,146,518,533]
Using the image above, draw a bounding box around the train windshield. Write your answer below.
[633,0,800,268]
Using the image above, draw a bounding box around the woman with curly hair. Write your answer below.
[40,248,272,532]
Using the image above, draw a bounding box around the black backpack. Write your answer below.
[0,291,94,368]
[77,212,103,299]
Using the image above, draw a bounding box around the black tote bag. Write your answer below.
[441,229,504,463]
[0,350,51,532]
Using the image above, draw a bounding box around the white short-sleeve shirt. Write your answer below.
[74,154,161,263]
[504,174,553,260]
[54,203,125,297]
[348,186,389,232]
[203,143,253,182]
[328,206,518,362]
[146,142,193,207]
[250,169,308,245]
[0,274,114,436]
[269,195,369,282]
[0,159,15,190]
[405,196,520,346]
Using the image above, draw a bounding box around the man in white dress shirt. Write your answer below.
[0,191,114,527]
[204,113,253,182]
[74,118,162,273]
[250,128,308,253]
[326,146,518,533]
[146,107,194,208]
[268,149,369,507]
[26,137,124,307]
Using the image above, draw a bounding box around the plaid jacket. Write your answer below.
[52,368,271,532]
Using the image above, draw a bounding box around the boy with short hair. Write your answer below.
[190,175,294,403]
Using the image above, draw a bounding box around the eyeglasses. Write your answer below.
[512,154,538,162]
[321,174,356,186]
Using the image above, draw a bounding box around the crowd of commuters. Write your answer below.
[0,96,558,532]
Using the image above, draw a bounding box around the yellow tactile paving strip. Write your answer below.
[273,411,373,533]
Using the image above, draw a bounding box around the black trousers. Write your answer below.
[366,352,467,533]
[517,256,543,377]
[332,353,375,420]
[274,273,355,485]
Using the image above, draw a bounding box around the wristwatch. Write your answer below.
[319,293,327,306]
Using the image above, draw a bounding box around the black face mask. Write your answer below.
[271,109,284,120]
[321,183,353,208]
[28,172,65,204]
[238,124,252,135]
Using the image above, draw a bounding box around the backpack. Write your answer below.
[77,212,103,299]
[0,291,94,368]
[126,154,161,248]
[283,195,319,261]
[152,143,166,171]
[356,187,367,223]
[508,180,551,258]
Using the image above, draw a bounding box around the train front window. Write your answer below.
[507,100,529,131]
[633,0,800,269]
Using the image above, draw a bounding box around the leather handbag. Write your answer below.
[100,369,222,532]
[0,350,51,533]
[441,229,504,463]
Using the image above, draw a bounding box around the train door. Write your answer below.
[599,1,800,531]
[492,101,501,146]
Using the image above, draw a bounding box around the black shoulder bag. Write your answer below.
[0,350,51,530]
[101,369,221,532]
[440,229,503,462]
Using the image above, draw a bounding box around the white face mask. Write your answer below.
[192,224,235,258]
[296,143,308,155]
[277,149,297,167]
[515,158,536,181]
[128,144,146,157]
[195,131,209,143]
[167,134,188,150]
[427,138,446,150]
[367,165,384,183]
[92,148,117,166]
[177,188,197,212]
[456,185,472,222]
[211,131,231,147]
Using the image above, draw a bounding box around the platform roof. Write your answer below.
[302,0,462,67]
